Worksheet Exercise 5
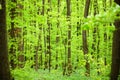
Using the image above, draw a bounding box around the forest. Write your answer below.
[0,0,120,80]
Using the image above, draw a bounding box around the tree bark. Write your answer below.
[55,0,60,70]
[110,1,120,80]
[75,0,81,70]
[0,0,12,79]
[66,0,72,75]
[93,0,100,75]
[114,0,120,5]
[82,0,90,76]
[9,0,17,69]
[42,0,47,70]
[111,20,120,80]
[47,0,51,72]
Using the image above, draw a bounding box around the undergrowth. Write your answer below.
[12,68,110,80]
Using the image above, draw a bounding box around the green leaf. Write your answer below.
[82,23,90,30]
[108,25,115,32]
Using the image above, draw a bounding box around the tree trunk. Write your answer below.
[55,0,60,70]
[111,20,120,80]
[93,0,100,75]
[82,0,90,76]
[47,0,51,72]
[76,0,81,70]
[110,1,120,80]
[9,0,17,69]
[63,38,67,75]
[114,0,120,5]
[42,0,47,70]
[66,0,72,75]
[0,0,12,79]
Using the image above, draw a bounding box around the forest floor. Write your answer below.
[12,67,110,80]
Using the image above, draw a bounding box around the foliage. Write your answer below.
[11,68,43,80]
[12,68,110,80]
[6,0,120,79]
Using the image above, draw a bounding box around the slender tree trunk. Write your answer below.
[82,0,90,76]
[93,0,100,75]
[16,3,24,68]
[39,0,45,69]
[47,0,51,72]
[76,0,81,69]
[63,38,67,75]
[0,0,12,79]
[34,1,44,71]
[102,0,107,66]
[34,46,39,70]
[92,0,98,55]
[35,29,42,69]
[9,0,17,69]
[66,0,72,75]
[55,0,60,69]
[42,0,48,70]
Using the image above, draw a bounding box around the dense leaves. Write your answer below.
[5,0,120,79]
